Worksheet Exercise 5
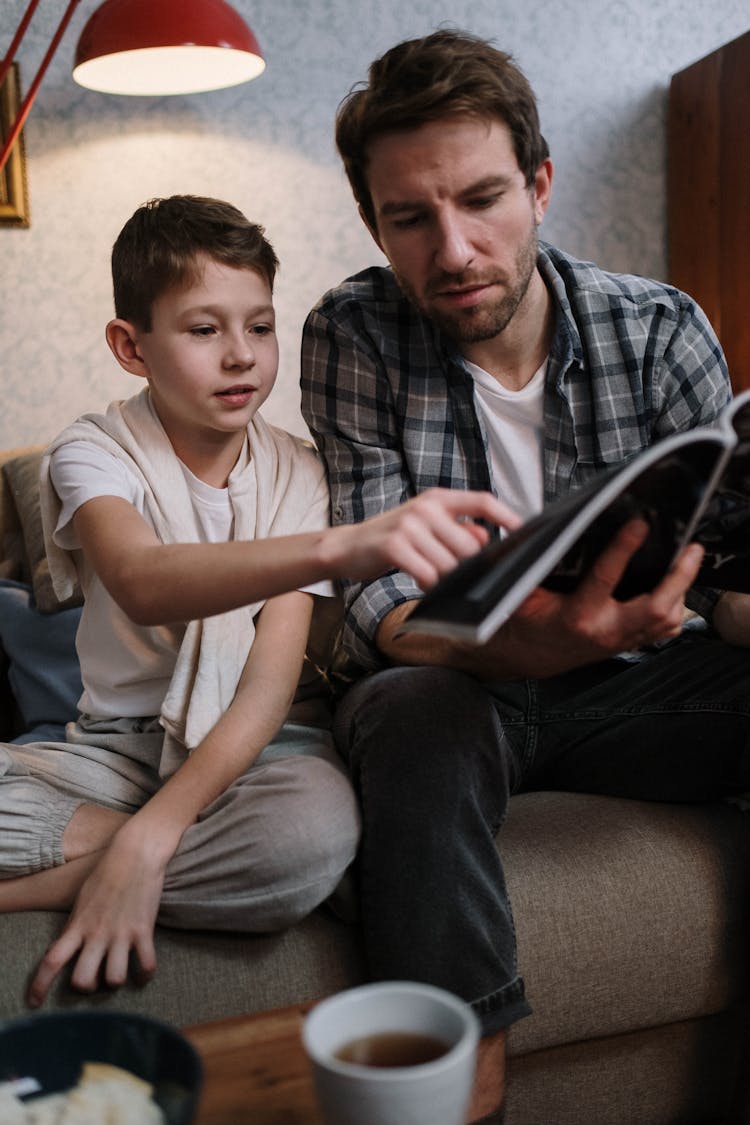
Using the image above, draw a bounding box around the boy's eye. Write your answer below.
[251,324,274,336]
[190,325,216,337]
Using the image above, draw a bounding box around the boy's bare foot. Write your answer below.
[466,1028,507,1123]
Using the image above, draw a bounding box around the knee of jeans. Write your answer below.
[337,665,496,773]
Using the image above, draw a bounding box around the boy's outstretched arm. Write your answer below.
[27,590,313,1006]
[72,488,519,626]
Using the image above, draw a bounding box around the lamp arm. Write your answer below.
[0,0,42,93]
[0,0,82,176]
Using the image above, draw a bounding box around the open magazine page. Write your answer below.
[400,431,733,644]
[694,396,750,587]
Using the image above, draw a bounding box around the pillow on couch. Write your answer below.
[0,579,82,744]
[0,644,18,742]
[1,451,83,614]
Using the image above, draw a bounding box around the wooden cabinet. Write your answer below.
[668,30,750,393]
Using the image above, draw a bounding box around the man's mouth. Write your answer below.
[435,282,495,309]
[428,274,500,306]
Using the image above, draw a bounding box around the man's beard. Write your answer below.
[394,225,539,345]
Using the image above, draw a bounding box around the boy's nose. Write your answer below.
[224,334,255,368]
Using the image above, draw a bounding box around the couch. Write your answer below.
[1,444,749,1125]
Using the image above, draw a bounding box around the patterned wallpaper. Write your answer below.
[1,0,748,448]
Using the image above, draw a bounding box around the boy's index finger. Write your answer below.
[453,489,521,531]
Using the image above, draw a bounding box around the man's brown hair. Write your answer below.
[112,195,279,330]
[336,29,549,232]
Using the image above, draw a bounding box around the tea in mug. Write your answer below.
[335,1031,450,1068]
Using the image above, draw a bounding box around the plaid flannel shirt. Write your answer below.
[301,241,731,672]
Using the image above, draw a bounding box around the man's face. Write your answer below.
[364,116,551,350]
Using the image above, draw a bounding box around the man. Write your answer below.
[301,30,750,1122]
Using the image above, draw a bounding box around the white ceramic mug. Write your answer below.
[302,981,480,1125]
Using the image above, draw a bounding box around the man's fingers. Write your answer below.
[581,519,704,608]
[578,518,650,600]
[657,541,704,594]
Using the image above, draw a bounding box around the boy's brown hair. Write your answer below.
[336,29,549,232]
[112,195,279,330]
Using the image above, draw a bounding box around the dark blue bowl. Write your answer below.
[0,1010,202,1123]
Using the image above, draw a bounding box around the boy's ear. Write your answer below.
[105,319,148,378]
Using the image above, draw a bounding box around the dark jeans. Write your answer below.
[333,627,750,1035]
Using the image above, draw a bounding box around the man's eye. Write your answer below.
[469,194,502,209]
[392,214,424,230]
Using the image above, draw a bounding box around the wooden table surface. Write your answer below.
[184,1004,326,1125]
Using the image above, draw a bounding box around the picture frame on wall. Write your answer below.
[0,64,30,229]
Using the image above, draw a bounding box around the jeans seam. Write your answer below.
[536,700,750,723]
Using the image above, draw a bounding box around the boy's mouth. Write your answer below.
[215,385,256,403]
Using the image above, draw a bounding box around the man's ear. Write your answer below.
[105,319,148,379]
[532,158,554,226]
[358,204,384,254]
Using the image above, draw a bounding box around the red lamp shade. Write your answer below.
[73,0,265,95]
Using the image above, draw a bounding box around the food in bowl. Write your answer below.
[0,1060,165,1121]
[0,1011,202,1125]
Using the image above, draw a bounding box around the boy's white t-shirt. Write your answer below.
[465,358,547,521]
[50,436,333,721]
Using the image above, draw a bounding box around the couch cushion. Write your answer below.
[505,1012,746,1125]
[1,451,83,614]
[0,907,365,1025]
[0,645,18,741]
[0,448,31,586]
[504,791,750,1056]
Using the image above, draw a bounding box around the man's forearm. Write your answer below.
[375,601,519,679]
[711,591,750,646]
[376,604,574,681]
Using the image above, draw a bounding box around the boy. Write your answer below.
[0,195,514,1008]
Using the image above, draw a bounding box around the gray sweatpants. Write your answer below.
[0,708,360,932]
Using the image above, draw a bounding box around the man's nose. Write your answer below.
[433,213,473,274]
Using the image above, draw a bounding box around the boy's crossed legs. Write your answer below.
[0,718,359,980]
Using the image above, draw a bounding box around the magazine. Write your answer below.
[399,390,750,644]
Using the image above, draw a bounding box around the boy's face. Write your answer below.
[127,256,278,453]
